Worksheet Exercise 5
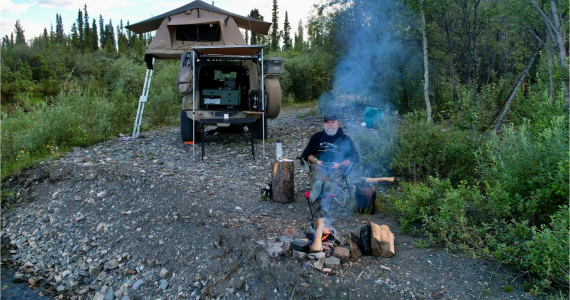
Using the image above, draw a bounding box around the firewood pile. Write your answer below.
[268,219,395,274]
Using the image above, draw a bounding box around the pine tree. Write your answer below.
[270,0,280,51]
[71,22,79,50]
[282,11,291,51]
[43,28,49,48]
[49,24,56,46]
[99,15,105,47]
[83,4,91,52]
[294,20,303,52]
[77,9,84,48]
[55,14,64,45]
[14,20,26,45]
[245,30,249,45]
[91,19,98,51]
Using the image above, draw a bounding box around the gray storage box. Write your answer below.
[263,57,285,74]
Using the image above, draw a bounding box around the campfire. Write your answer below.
[275,218,395,273]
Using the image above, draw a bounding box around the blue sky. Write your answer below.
[1,0,317,42]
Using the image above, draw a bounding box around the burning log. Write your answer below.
[310,218,326,252]
[271,160,294,203]
[370,222,395,258]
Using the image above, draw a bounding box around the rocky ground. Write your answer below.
[1,106,536,300]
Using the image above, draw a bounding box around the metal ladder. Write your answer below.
[132,57,155,138]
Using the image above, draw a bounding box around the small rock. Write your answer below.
[159,268,169,279]
[28,278,36,285]
[313,257,325,270]
[307,252,326,260]
[120,296,130,300]
[322,268,333,273]
[97,271,108,281]
[292,251,307,260]
[104,289,114,300]
[325,257,341,269]
[416,294,426,300]
[104,259,119,270]
[56,285,66,292]
[77,288,88,295]
[333,247,350,264]
[132,279,144,291]
[291,240,310,252]
[282,242,291,251]
[160,279,168,290]
[13,273,26,283]
[93,292,105,300]
[268,246,283,258]
[280,236,293,243]
[74,195,82,201]
[89,266,102,277]
[226,287,235,294]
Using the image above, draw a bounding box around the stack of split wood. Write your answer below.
[349,221,395,258]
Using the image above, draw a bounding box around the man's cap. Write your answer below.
[323,114,338,122]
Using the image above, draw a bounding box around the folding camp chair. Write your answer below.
[297,156,355,220]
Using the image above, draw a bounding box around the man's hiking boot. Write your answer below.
[310,180,323,203]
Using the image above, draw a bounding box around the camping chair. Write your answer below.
[296,156,355,220]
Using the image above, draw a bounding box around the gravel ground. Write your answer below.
[1,106,536,300]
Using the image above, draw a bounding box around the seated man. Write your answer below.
[302,114,359,202]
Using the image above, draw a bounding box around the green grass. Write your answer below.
[283,99,317,109]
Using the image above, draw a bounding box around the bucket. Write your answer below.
[354,183,376,214]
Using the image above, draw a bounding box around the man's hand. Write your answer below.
[330,162,342,170]
[316,160,324,166]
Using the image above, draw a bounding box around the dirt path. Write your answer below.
[1,106,534,299]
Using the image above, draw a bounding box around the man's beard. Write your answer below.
[325,127,338,136]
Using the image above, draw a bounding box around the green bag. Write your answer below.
[363,107,383,128]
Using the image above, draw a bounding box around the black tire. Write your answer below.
[180,110,201,142]
[253,118,267,140]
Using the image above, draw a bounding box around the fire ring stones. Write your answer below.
[324,256,341,269]
[333,247,350,264]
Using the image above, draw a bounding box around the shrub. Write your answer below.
[391,111,479,185]
[352,111,398,177]
[476,115,569,220]
[523,205,569,291]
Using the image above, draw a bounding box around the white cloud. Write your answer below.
[36,0,135,13]
[0,19,45,40]
[1,0,31,14]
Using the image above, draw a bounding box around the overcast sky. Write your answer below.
[1,0,319,43]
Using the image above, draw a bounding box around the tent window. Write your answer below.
[176,24,221,42]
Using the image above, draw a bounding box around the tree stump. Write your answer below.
[271,160,294,203]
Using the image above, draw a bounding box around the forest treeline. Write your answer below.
[1,0,568,296]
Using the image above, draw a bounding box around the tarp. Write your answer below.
[126,0,271,35]
[143,8,249,58]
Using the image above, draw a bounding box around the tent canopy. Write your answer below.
[193,45,263,56]
[126,0,271,35]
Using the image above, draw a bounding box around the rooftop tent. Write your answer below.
[126,0,271,59]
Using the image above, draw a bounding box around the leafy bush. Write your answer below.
[279,51,335,101]
[352,111,398,177]
[476,115,569,220]
[523,205,569,290]
[391,111,480,185]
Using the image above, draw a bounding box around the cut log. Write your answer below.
[359,223,372,255]
[350,233,362,259]
[271,160,294,203]
[310,218,325,252]
[370,222,395,258]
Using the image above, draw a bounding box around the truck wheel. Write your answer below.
[253,118,267,140]
[264,78,282,119]
[180,110,201,142]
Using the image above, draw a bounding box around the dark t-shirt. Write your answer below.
[302,128,360,164]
